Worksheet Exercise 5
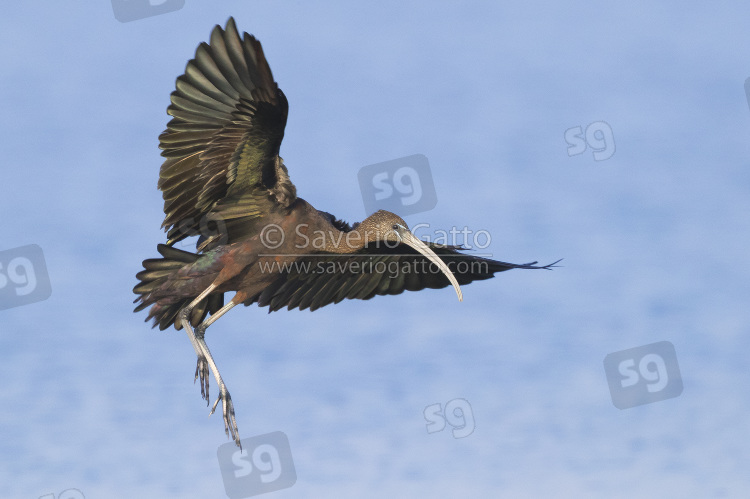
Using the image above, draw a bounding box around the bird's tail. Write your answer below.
[133,244,224,330]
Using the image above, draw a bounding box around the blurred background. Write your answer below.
[2,1,749,497]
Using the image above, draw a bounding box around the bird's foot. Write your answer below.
[194,355,210,404]
[210,386,241,449]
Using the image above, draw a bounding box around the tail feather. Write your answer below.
[133,244,224,330]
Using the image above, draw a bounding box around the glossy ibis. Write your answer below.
[133,18,558,448]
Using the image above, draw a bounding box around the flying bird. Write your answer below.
[134,18,558,448]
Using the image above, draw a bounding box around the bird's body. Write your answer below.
[134,18,558,448]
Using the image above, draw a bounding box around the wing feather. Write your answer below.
[260,244,557,312]
[157,18,294,250]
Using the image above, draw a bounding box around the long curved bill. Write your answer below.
[400,231,463,302]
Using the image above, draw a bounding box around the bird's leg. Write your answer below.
[180,317,210,403]
[199,331,240,447]
[192,300,237,408]
[194,356,210,403]
[178,284,217,404]
[195,300,240,446]
[181,293,242,447]
[189,328,210,403]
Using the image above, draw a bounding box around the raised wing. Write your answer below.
[158,17,295,250]
[254,244,559,312]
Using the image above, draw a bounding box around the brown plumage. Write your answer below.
[134,18,558,448]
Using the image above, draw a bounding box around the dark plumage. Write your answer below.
[134,18,558,448]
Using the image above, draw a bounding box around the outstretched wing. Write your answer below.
[254,243,559,312]
[158,18,295,250]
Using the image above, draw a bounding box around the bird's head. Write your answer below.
[356,210,463,301]
[356,210,409,244]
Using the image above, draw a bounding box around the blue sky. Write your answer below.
[2,1,750,497]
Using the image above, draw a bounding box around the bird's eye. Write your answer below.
[392,224,399,230]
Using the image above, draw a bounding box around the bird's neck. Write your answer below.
[319,226,370,254]
[289,200,376,254]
